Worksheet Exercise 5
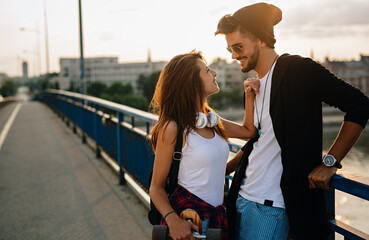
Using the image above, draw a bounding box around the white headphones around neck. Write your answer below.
[196,112,219,129]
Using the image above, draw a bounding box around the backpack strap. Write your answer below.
[148,129,184,225]
[167,130,183,194]
[173,130,183,160]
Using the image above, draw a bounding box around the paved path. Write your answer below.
[0,101,151,240]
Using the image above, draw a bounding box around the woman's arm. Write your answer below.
[149,121,198,240]
[226,149,244,174]
[222,78,258,139]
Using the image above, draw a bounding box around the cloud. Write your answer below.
[279,0,369,38]
[106,8,138,14]
[208,6,229,16]
[99,32,116,41]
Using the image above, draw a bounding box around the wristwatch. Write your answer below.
[322,154,342,169]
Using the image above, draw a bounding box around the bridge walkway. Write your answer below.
[0,101,151,240]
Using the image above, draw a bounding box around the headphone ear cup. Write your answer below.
[207,112,219,128]
[196,112,208,129]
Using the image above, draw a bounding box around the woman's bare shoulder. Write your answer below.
[158,120,178,144]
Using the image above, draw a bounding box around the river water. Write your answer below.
[323,129,369,236]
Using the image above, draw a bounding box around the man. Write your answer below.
[215,3,369,240]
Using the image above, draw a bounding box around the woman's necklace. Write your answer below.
[254,55,278,136]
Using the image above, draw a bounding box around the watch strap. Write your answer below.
[333,160,342,169]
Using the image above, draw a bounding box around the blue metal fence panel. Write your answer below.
[82,108,95,138]
[100,119,117,159]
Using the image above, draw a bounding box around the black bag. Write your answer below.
[148,130,183,225]
[225,135,259,240]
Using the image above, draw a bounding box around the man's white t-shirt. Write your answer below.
[239,61,285,208]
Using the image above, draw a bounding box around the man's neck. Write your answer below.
[255,50,278,79]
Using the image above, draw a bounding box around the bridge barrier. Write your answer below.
[0,96,18,108]
[36,90,369,240]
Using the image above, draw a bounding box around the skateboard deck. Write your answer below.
[179,208,202,234]
[152,208,221,239]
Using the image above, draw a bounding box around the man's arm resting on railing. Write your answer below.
[308,121,364,190]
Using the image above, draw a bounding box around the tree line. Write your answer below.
[86,71,244,111]
[0,80,18,97]
[1,70,244,111]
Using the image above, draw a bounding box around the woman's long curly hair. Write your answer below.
[150,50,227,151]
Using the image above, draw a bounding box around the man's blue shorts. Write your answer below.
[236,194,289,240]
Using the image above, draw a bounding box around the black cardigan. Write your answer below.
[226,54,369,240]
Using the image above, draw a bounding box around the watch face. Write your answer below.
[324,155,335,166]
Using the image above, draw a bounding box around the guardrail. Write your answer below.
[325,172,369,239]
[0,97,18,108]
[36,90,369,240]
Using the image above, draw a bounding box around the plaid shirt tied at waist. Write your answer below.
[162,184,228,240]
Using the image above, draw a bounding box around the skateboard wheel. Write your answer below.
[206,228,222,240]
[152,225,168,240]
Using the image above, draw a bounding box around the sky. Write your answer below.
[0,0,369,77]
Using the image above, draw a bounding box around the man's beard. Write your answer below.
[241,44,260,73]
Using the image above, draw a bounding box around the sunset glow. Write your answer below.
[1,0,368,76]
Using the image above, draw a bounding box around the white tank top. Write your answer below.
[177,129,229,207]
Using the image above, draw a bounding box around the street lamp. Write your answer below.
[44,0,50,84]
[78,0,86,96]
[20,0,51,88]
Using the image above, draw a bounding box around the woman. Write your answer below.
[149,50,256,240]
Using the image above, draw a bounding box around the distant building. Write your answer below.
[0,72,7,89]
[210,59,256,90]
[53,51,167,92]
[22,61,29,84]
[322,54,369,95]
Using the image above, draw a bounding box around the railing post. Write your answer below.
[81,99,86,143]
[325,189,335,240]
[72,99,77,133]
[146,122,150,134]
[225,175,231,192]
[131,116,135,128]
[117,112,125,185]
[94,104,101,158]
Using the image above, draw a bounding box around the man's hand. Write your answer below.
[308,164,337,190]
[244,78,260,95]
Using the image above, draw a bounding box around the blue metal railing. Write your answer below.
[36,89,157,189]
[325,172,369,239]
[36,90,369,240]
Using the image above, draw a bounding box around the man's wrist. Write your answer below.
[322,154,342,169]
